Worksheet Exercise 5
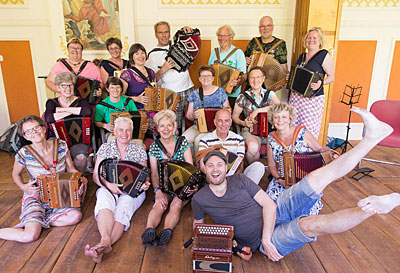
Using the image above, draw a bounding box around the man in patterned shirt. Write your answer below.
[198,108,265,184]
[244,16,288,73]
[85,117,150,263]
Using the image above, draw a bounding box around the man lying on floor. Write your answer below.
[191,107,398,261]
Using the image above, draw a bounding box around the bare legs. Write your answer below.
[307,107,393,194]
[85,209,124,263]
[245,136,261,164]
[0,222,42,243]
[74,154,88,173]
[145,196,185,230]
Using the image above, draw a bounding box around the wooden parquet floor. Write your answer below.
[0,144,399,273]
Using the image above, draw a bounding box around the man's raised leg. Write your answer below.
[307,107,393,194]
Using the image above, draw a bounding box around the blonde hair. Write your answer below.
[267,103,296,126]
[303,27,326,49]
[153,109,176,126]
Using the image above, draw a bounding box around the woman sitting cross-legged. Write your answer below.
[141,110,193,246]
[0,115,85,243]
[266,103,331,215]
[44,72,92,173]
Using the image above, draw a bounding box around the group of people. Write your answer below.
[0,15,399,267]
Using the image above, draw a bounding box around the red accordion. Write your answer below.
[98,159,150,198]
[280,151,335,187]
[49,117,91,147]
[250,112,268,137]
[193,224,234,273]
[196,108,220,133]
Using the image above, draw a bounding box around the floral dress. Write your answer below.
[266,127,323,216]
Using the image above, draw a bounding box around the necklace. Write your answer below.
[69,60,82,66]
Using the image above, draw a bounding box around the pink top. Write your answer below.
[49,60,101,81]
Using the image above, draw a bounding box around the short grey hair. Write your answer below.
[114,116,133,131]
[216,25,235,38]
[55,72,75,86]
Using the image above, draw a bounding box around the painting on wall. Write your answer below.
[62,0,121,50]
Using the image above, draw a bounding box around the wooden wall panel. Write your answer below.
[386,40,400,101]
[329,40,376,123]
[0,41,39,123]
[189,40,211,90]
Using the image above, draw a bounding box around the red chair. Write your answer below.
[360,100,400,166]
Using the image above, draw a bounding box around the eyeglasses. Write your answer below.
[68,46,83,51]
[157,31,170,35]
[108,47,121,51]
[23,125,42,136]
[199,74,213,79]
[259,24,274,29]
[60,83,74,89]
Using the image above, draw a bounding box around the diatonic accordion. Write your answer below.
[49,117,91,147]
[248,53,286,91]
[196,108,220,133]
[36,172,85,209]
[75,76,100,104]
[279,151,335,187]
[143,87,180,112]
[110,111,147,139]
[193,223,234,273]
[158,160,204,201]
[287,66,323,98]
[250,112,269,137]
[211,64,241,94]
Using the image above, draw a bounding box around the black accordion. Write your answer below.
[49,116,91,147]
[287,66,323,98]
[75,76,100,104]
[98,158,150,198]
[158,160,204,201]
[166,28,201,72]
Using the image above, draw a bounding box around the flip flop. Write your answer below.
[157,228,173,245]
[141,227,156,246]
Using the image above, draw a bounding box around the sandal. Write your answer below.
[141,228,156,246]
[157,228,173,245]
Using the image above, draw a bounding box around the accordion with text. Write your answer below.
[249,112,269,137]
[193,224,234,273]
[279,151,335,187]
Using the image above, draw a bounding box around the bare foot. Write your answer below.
[84,243,112,263]
[358,193,400,214]
[351,107,393,143]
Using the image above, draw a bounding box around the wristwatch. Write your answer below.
[154,187,161,193]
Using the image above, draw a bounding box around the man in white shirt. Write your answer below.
[146,21,194,133]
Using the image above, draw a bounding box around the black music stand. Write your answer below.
[338,85,362,153]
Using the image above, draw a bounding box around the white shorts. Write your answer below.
[94,187,146,231]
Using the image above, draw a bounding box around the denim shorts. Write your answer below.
[259,176,322,256]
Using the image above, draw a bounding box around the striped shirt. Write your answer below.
[198,130,245,157]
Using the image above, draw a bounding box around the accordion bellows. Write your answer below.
[248,53,286,91]
[36,172,84,209]
[196,108,219,133]
[211,64,241,94]
[158,160,204,201]
[193,224,234,273]
[280,151,335,187]
[143,87,180,112]
[110,111,147,139]
[99,159,151,198]
[50,117,91,147]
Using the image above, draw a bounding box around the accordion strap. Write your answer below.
[255,38,284,55]
[60,59,89,76]
[102,59,126,70]
[155,136,184,160]
[130,66,155,87]
[214,47,239,64]
[199,87,204,108]
[97,97,132,112]
[270,126,304,153]
[25,139,59,174]
[148,47,169,57]
[193,145,223,164]
[241,90,270,109]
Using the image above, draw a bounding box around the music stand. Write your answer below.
[339,85,362,153]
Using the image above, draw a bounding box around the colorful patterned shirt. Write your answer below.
[96,138,147,163]
[244,36,287,64]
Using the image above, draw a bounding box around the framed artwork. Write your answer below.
[62,0,121,50]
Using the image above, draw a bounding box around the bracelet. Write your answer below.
[154,187,161,193]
